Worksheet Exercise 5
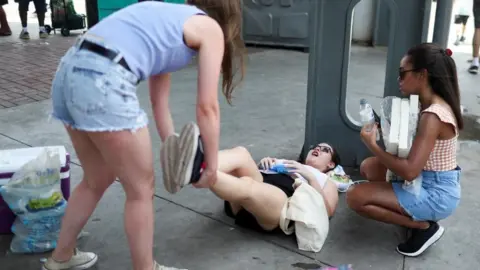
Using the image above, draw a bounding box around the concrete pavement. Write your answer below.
[0,45,480,269]
[1,1,480,269]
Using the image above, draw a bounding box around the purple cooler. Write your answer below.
[0,146,71,234]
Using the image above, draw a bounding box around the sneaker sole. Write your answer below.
[161,135,180,194]
[42,254,98,270]
[396,225,445,257]
[176,122,200,187]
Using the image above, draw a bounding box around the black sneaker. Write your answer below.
[396,221,445,257]
[460,36,466,42]
[468,65,479,75]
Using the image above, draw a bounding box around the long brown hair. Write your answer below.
[187,0,246,105]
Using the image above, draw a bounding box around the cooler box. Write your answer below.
[0,146,71,234]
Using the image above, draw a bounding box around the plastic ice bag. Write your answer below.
[0,149,66,253]
[379,96,394,146]
[379,96,422,195]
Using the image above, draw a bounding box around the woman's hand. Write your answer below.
[259,157,276,170]
[283,160,314,181]
[360,123,379,150]
[194,166,217,189]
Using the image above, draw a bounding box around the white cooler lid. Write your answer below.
[0,145,67,175]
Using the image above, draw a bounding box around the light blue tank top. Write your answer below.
[87,2,206,80]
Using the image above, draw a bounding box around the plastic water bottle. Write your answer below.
[359,99,375,131]
[359,99,379,141]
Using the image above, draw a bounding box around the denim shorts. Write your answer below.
[51,37,148,132]
[392,167,461,221]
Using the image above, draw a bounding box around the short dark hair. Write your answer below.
[406,43,463,130]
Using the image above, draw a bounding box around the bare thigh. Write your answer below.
[230,174,288,230]
[360,157,387,182]
[347,181,406,215]
[217,147,264,214]
[66,126,116,192]
[249,181,288,230]
[86,127,154,199]
[217,146,289,229]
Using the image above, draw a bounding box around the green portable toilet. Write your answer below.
[97,0,137,21]
[86,0,186,29]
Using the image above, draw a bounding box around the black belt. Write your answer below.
[78,40,132,73]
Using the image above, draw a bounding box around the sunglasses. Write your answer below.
[310,144,332,154]
[398,68,419,80]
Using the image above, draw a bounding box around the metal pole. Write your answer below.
[432,0,454,48]
[85,0,99,29]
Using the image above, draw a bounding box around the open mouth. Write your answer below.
[312,150,319,157]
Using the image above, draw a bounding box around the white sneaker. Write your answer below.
[161,133,181,194]
[42,249,98,270]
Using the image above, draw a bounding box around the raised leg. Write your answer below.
[213,146,287,230]
[217,146,263,181]
[211,171,287,230]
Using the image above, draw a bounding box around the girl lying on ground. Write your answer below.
[160,122,341,233]
[346,43,463,257]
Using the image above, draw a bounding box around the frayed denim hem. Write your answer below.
[49,113,148,133]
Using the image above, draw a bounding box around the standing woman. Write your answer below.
[44,1,245,270]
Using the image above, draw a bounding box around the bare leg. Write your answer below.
[214,147,287,230]
[216,147,263,213]
[211,171,287,230]
[217,146,263,181]
[473,28,480,59]
[90,127,155,270]
[346,182,429,229]
[360,157,387,182]
[53,126,116,261]
[53,127,155,270]
[454,24,462,45]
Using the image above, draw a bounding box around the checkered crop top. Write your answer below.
[421,104,458,171]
